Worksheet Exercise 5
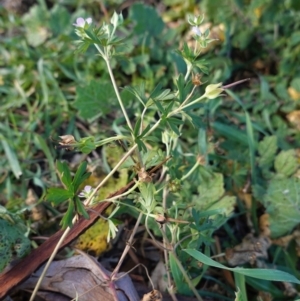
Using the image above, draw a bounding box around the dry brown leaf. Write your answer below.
[58,135,76,150]
[257,291,273,301]
[288,87,300,101]
[237,191,254,232]
[25,189,45,221]
[141,290,163,301]
[225,234,271,266]
[282,281,299,297]
[19,255,140,301]
[287,110,300,130]
[293,230,300,256]
[150,261,168,293]
[272,234,294,247]
[259,213,271,237]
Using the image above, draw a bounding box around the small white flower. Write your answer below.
[192,26,201,37]
[78,185,93,198]
[73,17,92,28]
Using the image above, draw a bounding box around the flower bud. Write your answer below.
[204,83,223,99]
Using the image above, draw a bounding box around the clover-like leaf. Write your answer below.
[0,219,31,272]
[261,177,300,238]
[274,149,298,178]
[258,135,277,168]
[74,80,116,120]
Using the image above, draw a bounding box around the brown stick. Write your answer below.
[0,180,135,299]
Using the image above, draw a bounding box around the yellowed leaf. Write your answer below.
[288,86,300,101]
[287,110,300,130]
[259,213,271,237]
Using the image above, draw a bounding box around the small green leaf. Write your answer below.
[60,201,75,229]
[184,249,300,284]
[175,74,186,103]
[167,118,183,136]
[74,197,89,220]
[78,136,96,154]
[46,188,73,205]
[83,28,102,44]
[57,161,72,189]
[136,139,147,152]
[133,117,142,137]
[194,58,209,74]
[139,124,151,138]
[257,136,277,167]
[245,112,256,182]
[72,161,91,192]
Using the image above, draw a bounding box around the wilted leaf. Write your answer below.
[287,110,300,130]
[75,217,110,256]
[21,255,139,300]
[225,234,270,266]
[22,5,49,46]
[141,290,163,301]
[288,77,300,100]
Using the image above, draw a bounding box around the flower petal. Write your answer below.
[74,17,85,27]
[86,17,92,24]
[192,26,201,37]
